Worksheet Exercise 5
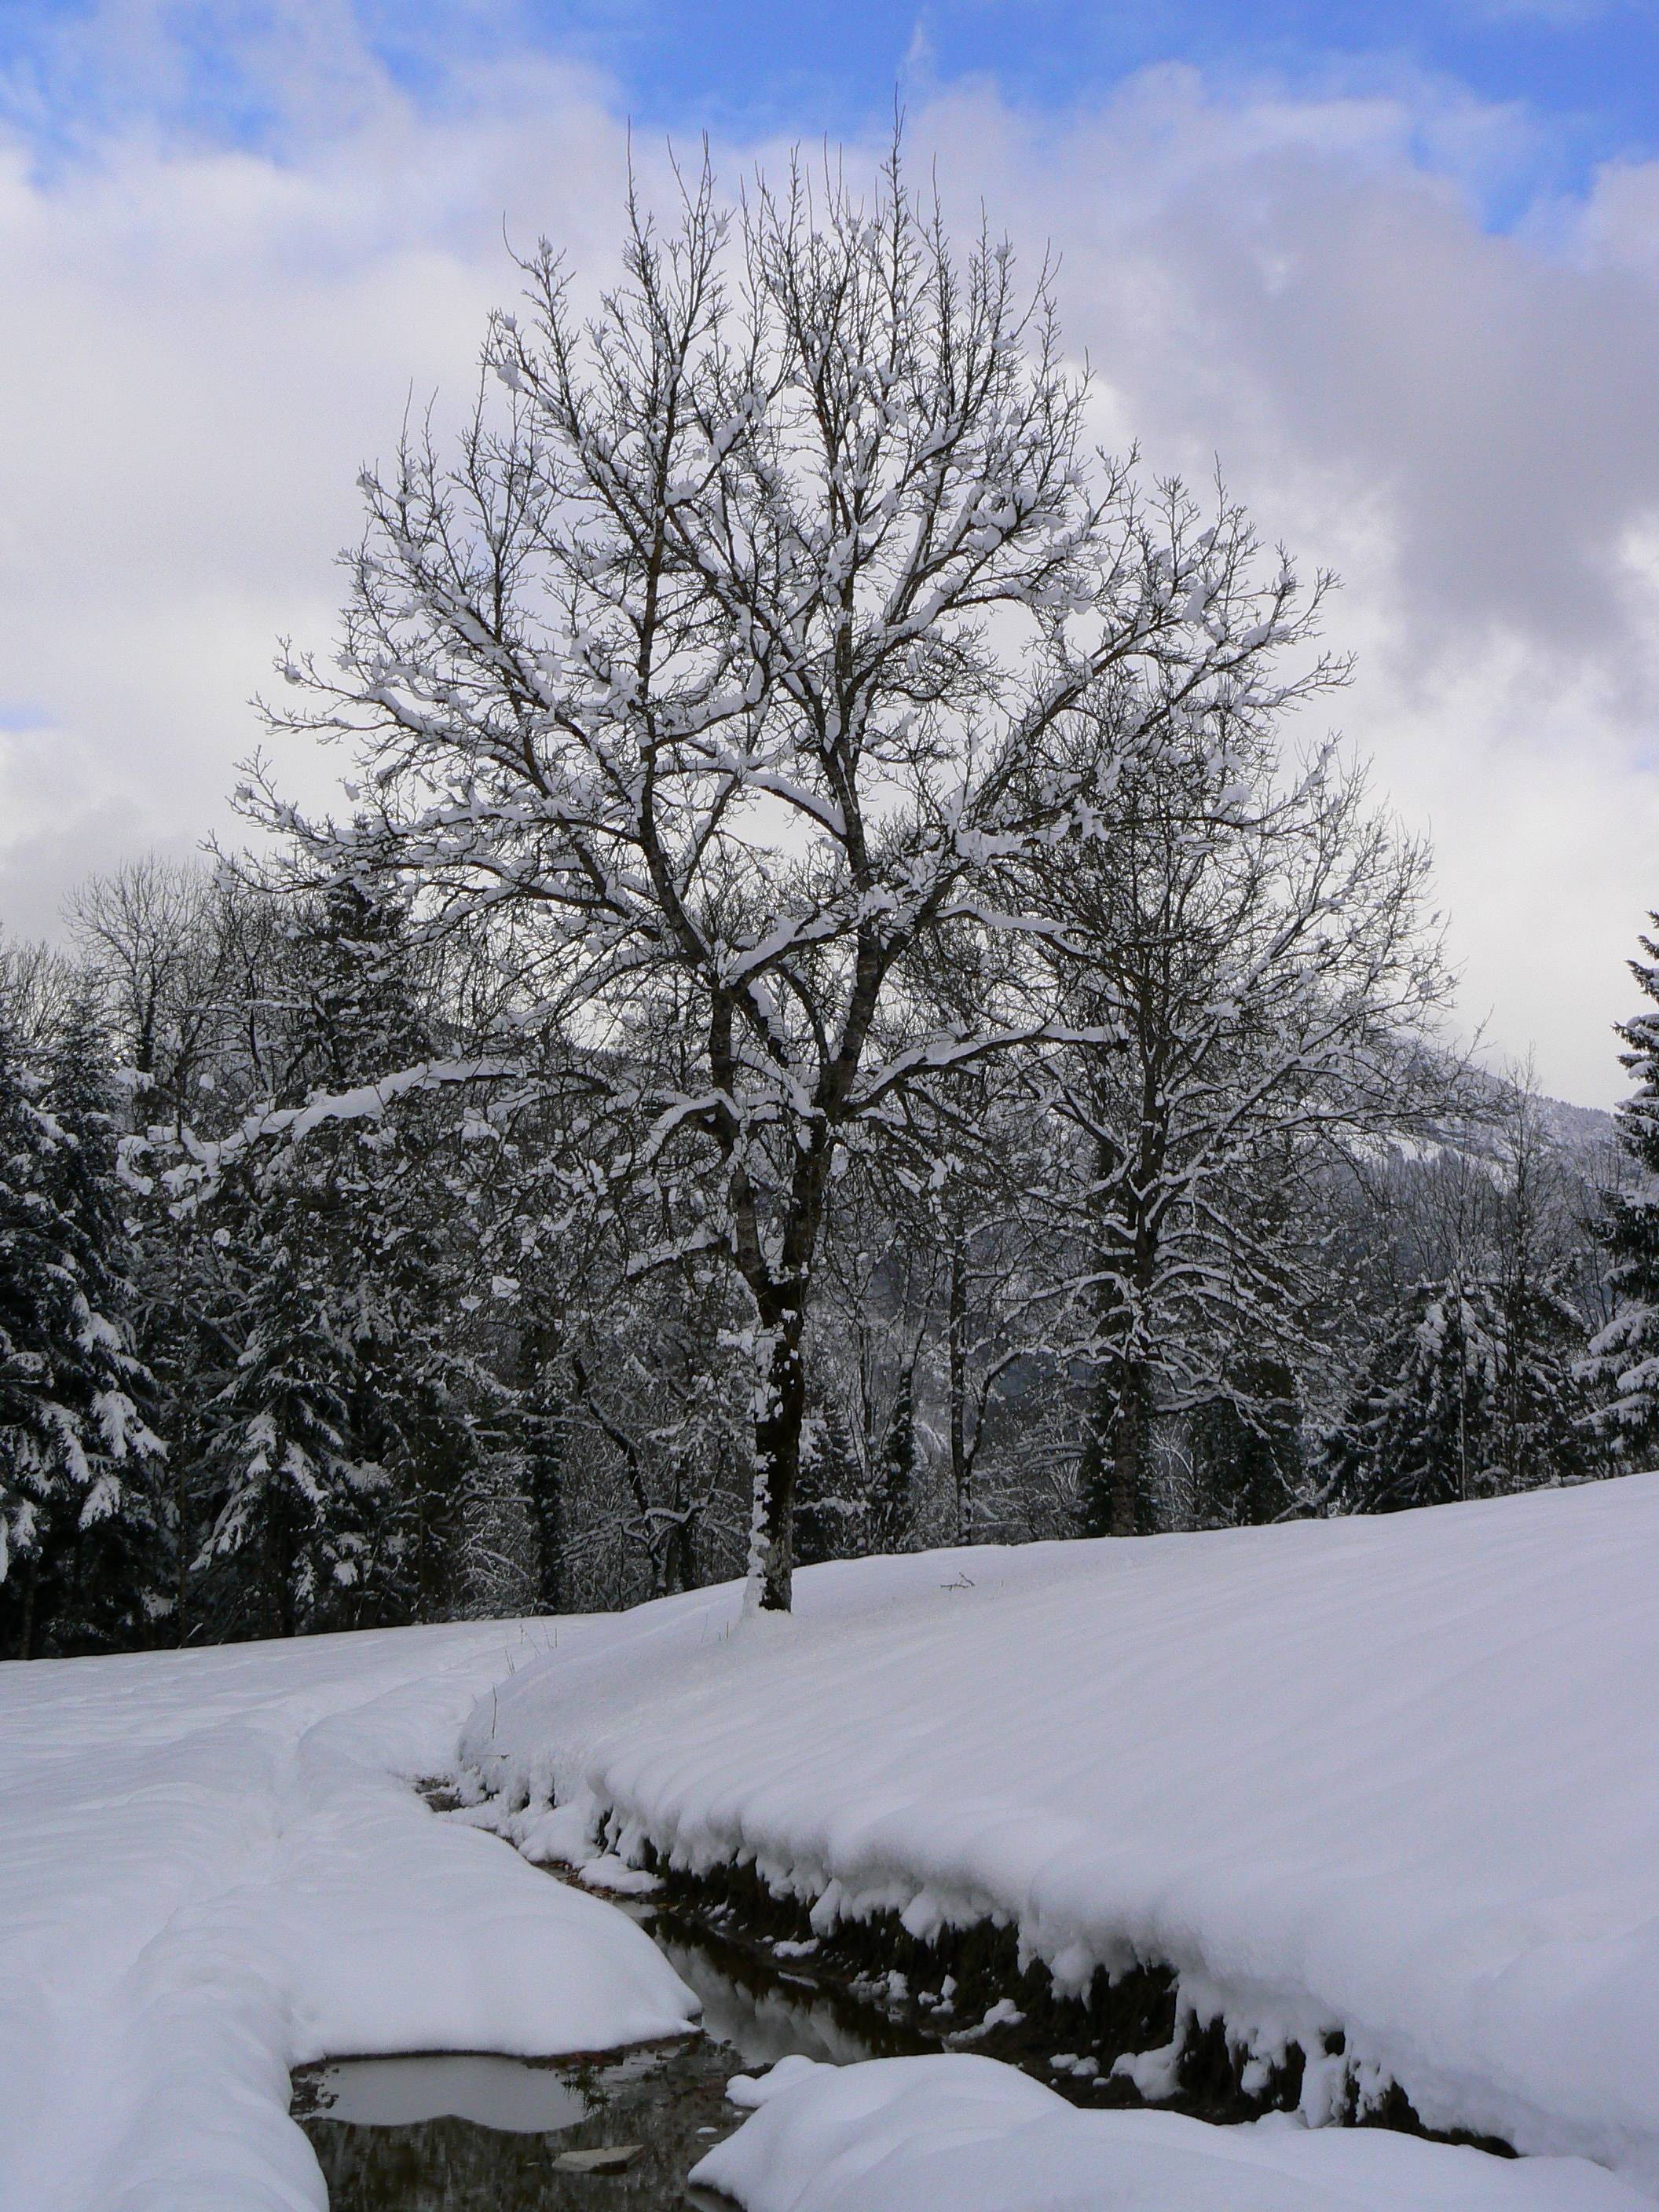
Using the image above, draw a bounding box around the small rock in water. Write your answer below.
[552,2143,643,2174]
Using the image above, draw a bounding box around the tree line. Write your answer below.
[2,148,1652,1656]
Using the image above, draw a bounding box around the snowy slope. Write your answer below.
[464,1478,1659,2193]
[0,1621,696,2212]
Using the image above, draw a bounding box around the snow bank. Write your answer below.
[463,1478,1659,2191]
[0,1621,696,2212]
[690,2054,1654,2212]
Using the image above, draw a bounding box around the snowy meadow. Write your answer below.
[6,1483,1659,2208]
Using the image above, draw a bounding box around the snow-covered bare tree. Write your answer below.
[1015,697,1456,1537]
[71,860,222,1116]
[905,1075,1051,1544]
[251,147,1336,1607]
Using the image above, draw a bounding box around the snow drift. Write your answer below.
[690,2054,1654,2212]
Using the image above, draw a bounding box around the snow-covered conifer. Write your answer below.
[1183,1359,1303,1529]
[1583,920,1659,1456]
[196,1213,364,1636]
[1328,1268,1587,1513]
[192,879,471,1634]
[0,994,163,1655]
[794,1398,867,1566]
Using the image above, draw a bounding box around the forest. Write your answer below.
[2,156,1655,1661]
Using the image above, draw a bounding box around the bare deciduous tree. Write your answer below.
[1018,703,1456,1536]
[251,148,1333,1607]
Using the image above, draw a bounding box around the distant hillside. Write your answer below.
[1536,1092,1618,1159]
[1442,1058,1618,1170]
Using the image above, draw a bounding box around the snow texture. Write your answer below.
[464,1478,1659,2194]
[0,1621,696,2212]
[690,2053,1655,2212]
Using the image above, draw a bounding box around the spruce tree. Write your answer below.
[1584,919,1659,1458]
[193,880,457,1636]
[1329,1269,1587,1514]
[795,1398,866,1566]
[0,1011,63,1646]
[295,883,475,1623]
[1187,1359,1302,1528]
[0,997,162,1656]
[1328,1276,1494,1513]
[196,1202,362,1639]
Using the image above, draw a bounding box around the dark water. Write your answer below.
[293,1914,923,2211]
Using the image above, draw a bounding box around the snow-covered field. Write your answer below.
[7,1478,1657,2210]
[466,1478,1659,2196]
[0,1619,694,2212]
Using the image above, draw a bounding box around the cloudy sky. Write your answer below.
[3,2,1658,1105]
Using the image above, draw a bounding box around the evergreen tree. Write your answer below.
[794,1398,867,1566]
[1584,920,1659,1457]
[0,1012,67,1644]
[302,882,488,1623]
[1328,1276,1496,1513]
[192,880,467,1635]
[1186,1359,1302,1529]
[196,1201,365,1638]
[1491,1271,1593,1490]
[1328,1269,1587,1514]
[0,997,163,1656]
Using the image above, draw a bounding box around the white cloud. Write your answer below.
[0,33,636,924]
[3,21,1658,1103]
[909,74,1659,1104]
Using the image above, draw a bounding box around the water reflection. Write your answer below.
[654,1925,916,2071]
[297,2038,738,2210]
[305,2052,589,2133]
[293,1909,923,2210]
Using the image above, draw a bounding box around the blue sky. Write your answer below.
[490,0,1659,185]
[5,1,1657,216]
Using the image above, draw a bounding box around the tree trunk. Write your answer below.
[751,1308,807,1612]
[174,1450,191,1647]
[1079,1354,1151,1538]
[948,1233,972,1542]
[524,1423,564,1614]
[665,1476,696,1596]
[269,1484,297,1639]
[14,1555,39,1661]
[1078,1370,1115,1537]
[1109,1361,1152,1537]
[517,1327,563,1613]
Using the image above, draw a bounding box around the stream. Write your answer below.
[291,1895,937,2210]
